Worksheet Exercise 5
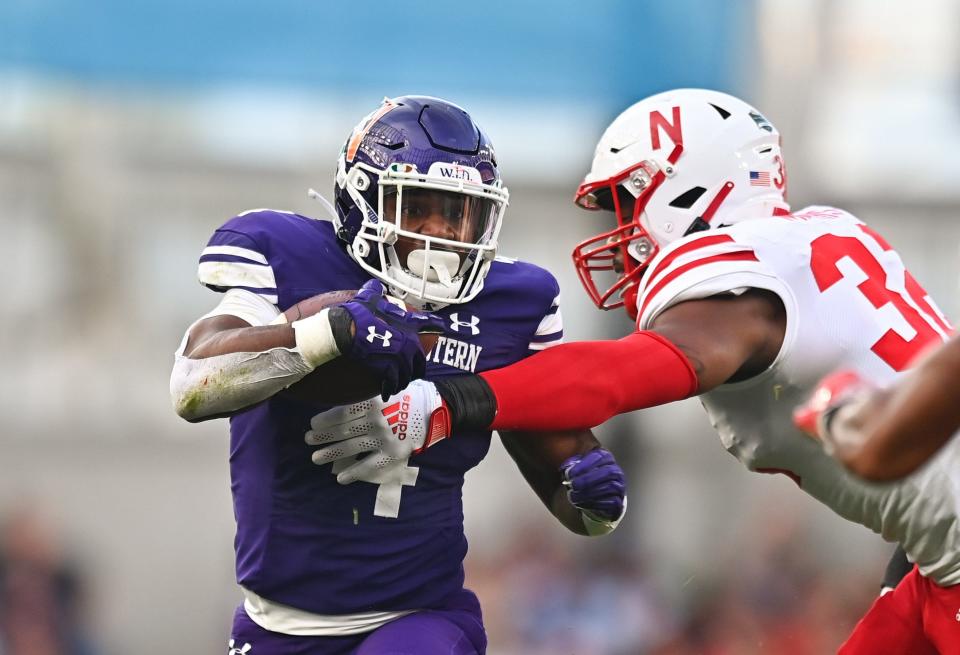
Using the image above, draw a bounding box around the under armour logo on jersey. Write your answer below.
[449,313,480,336]
[228,639,252,654]
[366,326,393,347]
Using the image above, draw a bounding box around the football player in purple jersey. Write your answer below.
[170,96,627,655]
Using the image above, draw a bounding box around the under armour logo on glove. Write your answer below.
[366,326,393,347]
[334,280,445,400]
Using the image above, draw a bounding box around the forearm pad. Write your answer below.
[170,348,314,421]
[481,330,698,431]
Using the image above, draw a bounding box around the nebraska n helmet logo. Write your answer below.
[649,106,682,152]
[366,326,393,347]
[449,313,480,336]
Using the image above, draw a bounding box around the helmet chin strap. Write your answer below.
[306,188,339,222]
[623,285,640,321]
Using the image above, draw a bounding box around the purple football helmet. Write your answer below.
[332,96,509,307]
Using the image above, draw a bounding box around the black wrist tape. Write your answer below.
[434,375,497,432]
[328,306,354,355]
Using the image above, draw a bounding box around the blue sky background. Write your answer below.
[0,0,751,110]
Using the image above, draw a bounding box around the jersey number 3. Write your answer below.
[810,227,950,371]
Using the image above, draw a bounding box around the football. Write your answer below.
[279,289,359,323]
[276,289,441,405]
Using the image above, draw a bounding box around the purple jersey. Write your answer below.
[197,209,563,615]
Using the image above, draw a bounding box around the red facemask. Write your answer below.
[571,151,678,319]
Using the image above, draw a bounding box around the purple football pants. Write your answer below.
[228,596,486,655]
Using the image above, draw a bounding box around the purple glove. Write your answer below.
[561,448,627,521]
[334,280,445,400]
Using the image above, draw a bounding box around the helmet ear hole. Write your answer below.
[354,238,370,258]
[351,170,371,191]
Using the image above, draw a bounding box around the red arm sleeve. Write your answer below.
[480,331,699,431]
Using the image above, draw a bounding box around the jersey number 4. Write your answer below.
[331,458,419,520]
[810,226,951,371]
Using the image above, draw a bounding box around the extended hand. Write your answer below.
[561,448,627,523]
[793,370,870,441]
[333,280,444,399]
[305,380,451,483]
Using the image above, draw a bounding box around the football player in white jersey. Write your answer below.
[795,333,960,482]
[310,88,960,653]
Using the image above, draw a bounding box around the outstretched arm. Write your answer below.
[301,291,786,465]
[501,429,626,536]
[797,335,960,481]
[440,290,785,432]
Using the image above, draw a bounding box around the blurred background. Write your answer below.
[1,0,959,652]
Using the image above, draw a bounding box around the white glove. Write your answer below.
[305,380,451,484]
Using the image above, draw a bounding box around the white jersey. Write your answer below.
[637,206,959,584]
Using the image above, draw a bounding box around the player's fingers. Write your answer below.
[421,312,446,334]
[569,481,626,505]
[305,421,373,445]
[311,437,380,466]
[571,488,625,506]
[411,350,427,380]
[792,404,821,438]
[340,397,382,419]
[578,498,624,520]
[394,357,416,395]
[355,279,385,304]
[567,464,624,489]
[380,368,400,402]
[306,420,364,443]
[379,300,407,320]
[308,405,356,431]
[565,449,613,476]
[336,452,394,484]
[383,295,407,310]
[395,359,414,391]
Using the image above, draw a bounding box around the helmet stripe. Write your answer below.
[346,99,399,163]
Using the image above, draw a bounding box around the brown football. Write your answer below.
[280,289,359,323]
[277,289,441,405]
